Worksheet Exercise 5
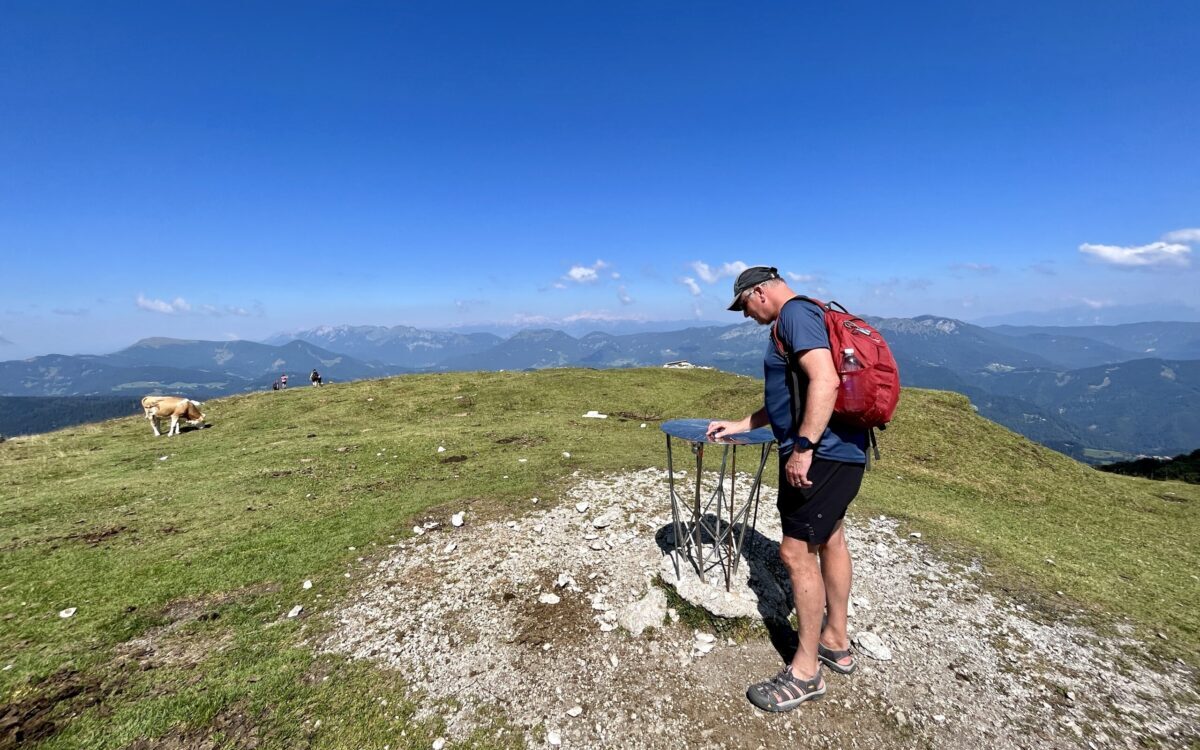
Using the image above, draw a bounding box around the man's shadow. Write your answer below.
[655,515,800,663]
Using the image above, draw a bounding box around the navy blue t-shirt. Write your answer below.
[764,298,867,464]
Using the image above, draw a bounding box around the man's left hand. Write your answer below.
[785,449,814,488]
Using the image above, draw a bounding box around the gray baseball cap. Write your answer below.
[727,266,780,311]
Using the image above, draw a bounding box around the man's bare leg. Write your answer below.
[818,520,854,668]
[779,535,825,682]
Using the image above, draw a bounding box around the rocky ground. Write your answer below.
[320,469,1199,749]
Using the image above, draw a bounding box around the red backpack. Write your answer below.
[771,296,900,457]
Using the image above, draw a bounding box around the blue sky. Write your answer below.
[1,1,1197,358]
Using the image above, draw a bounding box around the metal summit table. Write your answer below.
[661,419,776,591]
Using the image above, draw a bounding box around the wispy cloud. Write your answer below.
[617,285,633,305]
[1079,241,1191,269]
[691,260,748,284]
[136,294,192,315]
[52,307,89,316]
[1080,298,1114,309]
[950,262,998,276]
[1162,228,1200,244]
[562,310,647,324]
[866,277,933,300]
[0,333,13,346]
[785,272,820,284]
[679,277,702,296]
[135,295,262,317]
[563,259,610,284]
[1027,261,1057,276]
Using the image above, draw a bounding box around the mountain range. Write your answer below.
[2,318,1198,460]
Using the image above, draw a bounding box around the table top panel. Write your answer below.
[660,418,776,445]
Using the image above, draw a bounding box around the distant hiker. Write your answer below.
[272,379,281,391]
[280,374,288,388]
[707,266,869,712]
[310,369,322,386]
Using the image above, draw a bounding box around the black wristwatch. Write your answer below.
[794,436,820,452]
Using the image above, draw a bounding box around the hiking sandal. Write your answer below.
[818,643,857,675]
[746,666,825,712]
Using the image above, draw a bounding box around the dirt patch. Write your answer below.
[439,455,468,464]
[65,524,129,546]
[322,469,1200,750]
[495,435,546,447]
[121,701,273,750]
[612,410,661,421]
[510,573,597,649]
[0,670,102,750]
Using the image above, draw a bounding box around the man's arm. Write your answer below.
[784,348,840,488]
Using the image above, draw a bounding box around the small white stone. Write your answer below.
[592,515,613,529]
[909,532,922,539]
[640,423,647,428]
[451,512,465,527]
[542,643,552,651]
[432,739,446,750]
[412,526,425,536]
[531,497,539,504]
[562,451,571,458]
[436,446,446,453]
[598,622,616,632]
[547,730,562,745]
[158,455,168,461]
[589,540,606,551]
[443,542,457,554]
[302,580,313,590]
[576,501,590,513]
[518,458,528,463]
[608,653,619,668]
[58,607,76,619]
[567,705,583,717]
[287,605,304,618]
[539,593,561,605]
[534,524,545,534]
[695,632,716,644]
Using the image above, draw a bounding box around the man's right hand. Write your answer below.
[706,420,740,439]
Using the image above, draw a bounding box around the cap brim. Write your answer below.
[727,296,744,312]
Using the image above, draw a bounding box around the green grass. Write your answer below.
[0,369,1196,747]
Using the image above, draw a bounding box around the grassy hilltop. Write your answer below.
[1,368,1197,748]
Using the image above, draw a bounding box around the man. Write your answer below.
[707,266,867,712]
[310,369,323,386]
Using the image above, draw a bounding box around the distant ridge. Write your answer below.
[2,317,1198,455]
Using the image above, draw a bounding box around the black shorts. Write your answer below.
[777,456,865,544]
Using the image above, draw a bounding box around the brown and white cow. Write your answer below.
[141,396,207,437]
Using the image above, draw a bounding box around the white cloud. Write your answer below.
[786,272,819,284]
[617,285,634,305]
[1078,241,1191,269]
[950,262,999,275]
[135,295,260,316]
[562,310,647,323]
[680,277,702,296]
[1081,298,1114,309]
[136,294,191,314]
[564,259,610,284]
[1162,228,1200,244]
[691,260,748,284]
